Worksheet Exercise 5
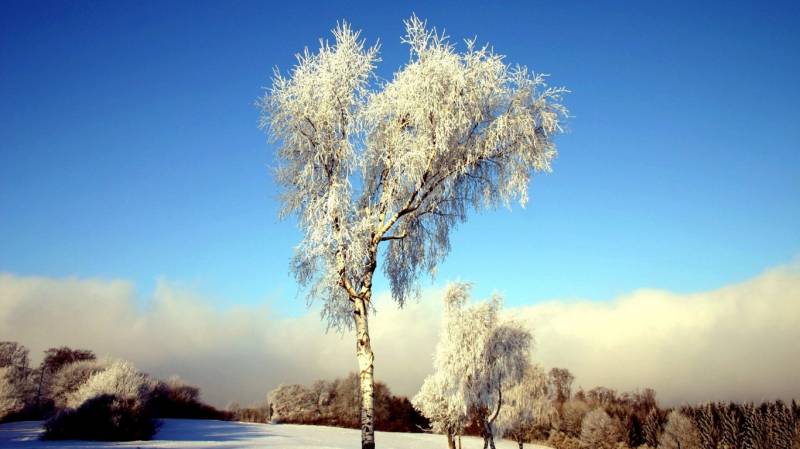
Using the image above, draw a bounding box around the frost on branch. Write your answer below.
[260,15,567,329]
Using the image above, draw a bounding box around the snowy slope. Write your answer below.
[0,419,552,449]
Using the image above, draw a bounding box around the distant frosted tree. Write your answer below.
[691,403,718,449]
[35,346,95,406]
[0,367,24,420]
[268,384,318,424]
[579,407,622,449]
[659,410,701,449]
[0,342,29,375]
[560,399,591,437]
[0,343,34,417]
[496,364,553,449]
[413,283,532,449]
[717,403,743,449]
[548,368,574,405]
[642,408,666,447]
[260,14,566,449]
[767,401,795,449]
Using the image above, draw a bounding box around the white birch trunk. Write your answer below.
[354,296,375,449]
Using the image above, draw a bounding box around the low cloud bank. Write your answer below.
[1,263,798,407]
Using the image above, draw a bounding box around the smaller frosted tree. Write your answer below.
[413,283,532,449]
[413,374,465,449]
[579,407,622,449]
[659,410,701,449]
[0,342,32,413]
[496,364,553,449]
[560,399,591,436]
[547,368,574,405]
[267,384,318,423]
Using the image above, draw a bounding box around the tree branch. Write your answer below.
[379,233,407,242]
[489,382,503,424]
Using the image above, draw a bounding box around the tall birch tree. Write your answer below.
[260,15,567,449]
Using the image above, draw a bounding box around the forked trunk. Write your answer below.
[446,429,456,449]
[482,419,496,449]
[354,297,375,449]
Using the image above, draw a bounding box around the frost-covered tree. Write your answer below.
[67,360,155,409]
[0,367,24,420]
[659,410,701,449]
[579,408,623,449]
[268,383,319,424]
[0,343,36,419]
[45,360,158,442]
[260,14,566,449]
[35,346,95,407]
[560,399,591,437]
[413,371,464,449]
[413,283,532,449]
[548,367,574,405]
[50,359,107,409]
[496,364,553,449]
[0,342,30,375]
[642,408,666,447]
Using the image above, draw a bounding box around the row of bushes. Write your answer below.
[1,342,228,441]
[227,402,271,423]
[46,360,232,440]
[268,372,430,432]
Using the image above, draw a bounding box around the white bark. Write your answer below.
[354,297,375,449]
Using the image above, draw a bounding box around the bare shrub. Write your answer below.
[548,430,582,449]
[148,376,227,419]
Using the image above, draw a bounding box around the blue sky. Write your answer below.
[1,0,798,315]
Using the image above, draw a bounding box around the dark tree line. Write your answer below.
[679,401,799,449]
[539,367,800,449]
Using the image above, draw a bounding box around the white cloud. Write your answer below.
[1,263,798,407]
[514,263,800,404]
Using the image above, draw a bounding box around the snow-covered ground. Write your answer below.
[0,419,551,449]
